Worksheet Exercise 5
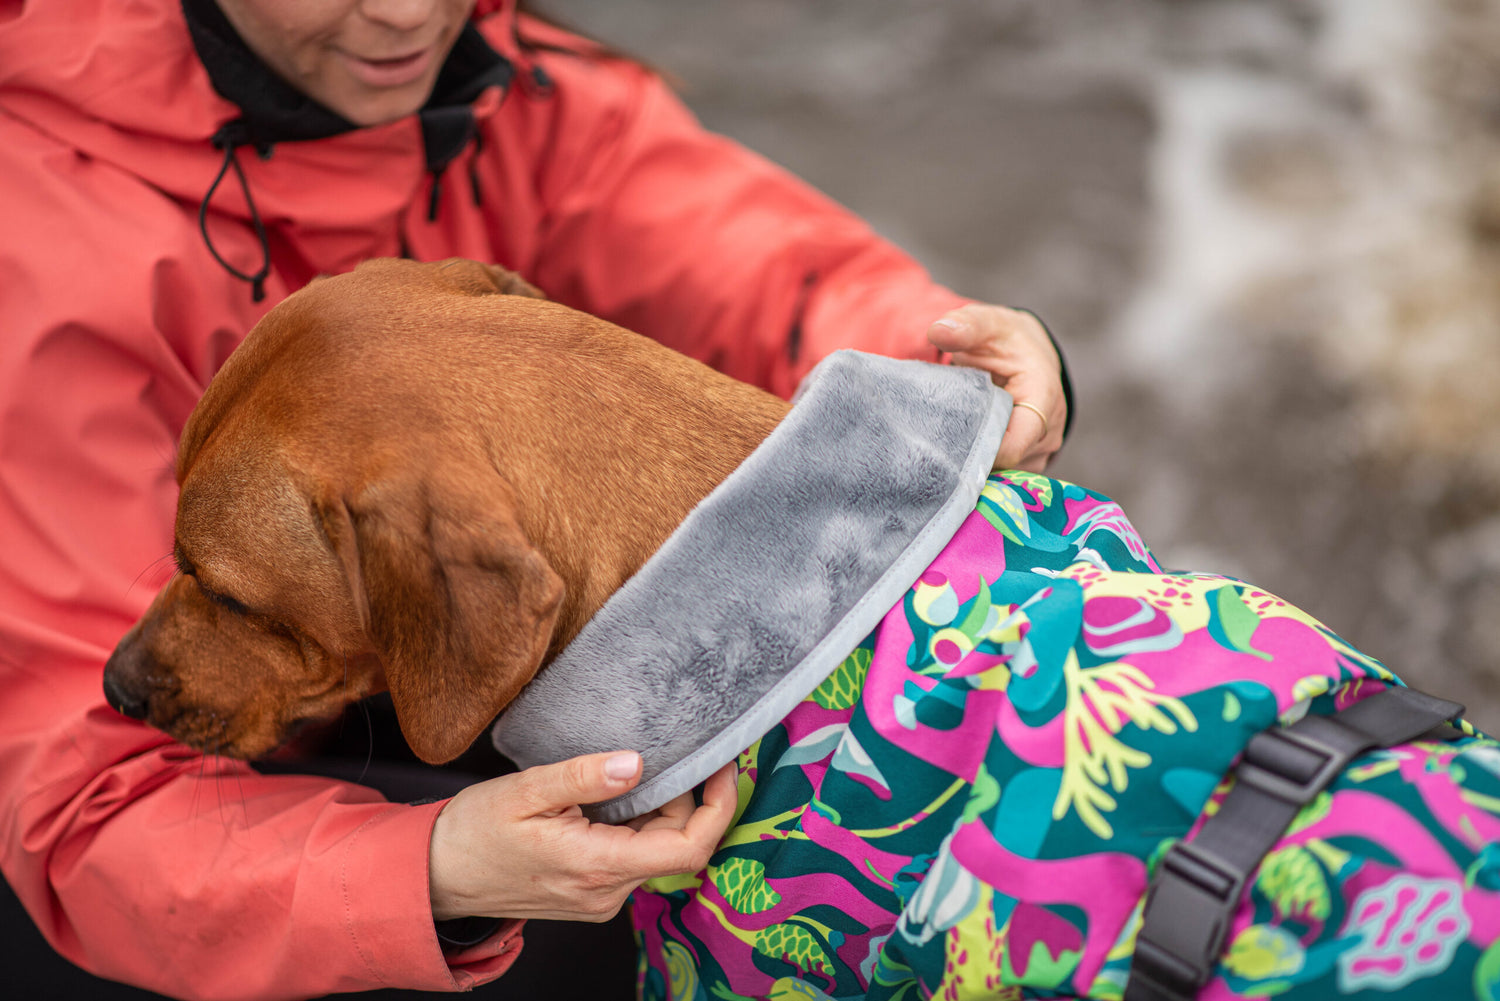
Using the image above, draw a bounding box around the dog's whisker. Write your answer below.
[204,737,220,827]
[356,698,373,788]
[219,721,251,831]
[128,552,179,595]
[210,722,229,829]
[337,655,350,740]
[233,772,250,830]
[188,731,209,826]
[145,436,179,477]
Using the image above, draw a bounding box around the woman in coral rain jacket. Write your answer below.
[0,0,1068,997]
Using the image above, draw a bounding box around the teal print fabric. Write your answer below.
[631,472,1500,1000]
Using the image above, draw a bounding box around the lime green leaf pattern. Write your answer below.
[977,481,1031,545]
[1055,655,1197,839]
[959,763,1001,827]
[1304,837,1352,877]
[940,882,1007,997]
[711,857,782,915]
[1257,845,1332,922]
[954,578,993,637]
[811,648,871,709]
[1145,838,1178,879]
[1286,678,1334,715]
[1225,924,1305,983]
[634,471,1491,999]
[1207,585,1272,660]
[1004,469,1054,506]
[755,922,834,978]
[1283,791,1332,835]
[1472,937,1500,1001]
[1345,755,1403,783]
[1002,939,1082,991]
[644,870,705,895]
[767,977,839,999]
[662,939,701,1001]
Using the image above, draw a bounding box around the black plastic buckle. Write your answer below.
[1237,722,1346,806]
[1129,938,1202,1001]
[1131,841,1245,1000]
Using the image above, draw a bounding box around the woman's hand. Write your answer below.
[927,303,1067,471]
[428,751,736,922]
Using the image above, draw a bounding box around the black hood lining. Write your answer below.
[181,0,517,301]
[180,0,514,154]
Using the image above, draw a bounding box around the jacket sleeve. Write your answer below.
[502,30,971,399]
[0,114,521,1001]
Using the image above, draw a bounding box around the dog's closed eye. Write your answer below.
[174,546,251,617]
[199,585,250,617]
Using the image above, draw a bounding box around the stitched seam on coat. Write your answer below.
[343,811,395,987]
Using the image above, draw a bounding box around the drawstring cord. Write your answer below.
[468,129,486,207]
[424,14,553,222]
[198,28,535,260]
[427,169,445,222]
[424,60,547,223]
[201,123,272,302]
[421,107,479,223]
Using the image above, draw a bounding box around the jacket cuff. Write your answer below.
[926,298,1075,443]
[337,800,524,991]
[1013,307,1075,440]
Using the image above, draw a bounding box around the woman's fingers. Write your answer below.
[507,749,642,818]
[610,763,737,878]
[928,303,1067,470]
[428,755,737,923]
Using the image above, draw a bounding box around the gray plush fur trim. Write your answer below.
[491,351,1011,822]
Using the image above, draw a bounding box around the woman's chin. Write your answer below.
[309,71,439,128]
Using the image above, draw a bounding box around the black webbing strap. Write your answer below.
[1124,685,1464,1001]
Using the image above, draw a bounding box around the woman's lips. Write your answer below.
[339,46,435,88]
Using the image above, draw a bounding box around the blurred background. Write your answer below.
[544,0,1500,726]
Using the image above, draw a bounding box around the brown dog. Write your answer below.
[103,257,789,764]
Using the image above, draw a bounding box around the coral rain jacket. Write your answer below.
[0,0,966,997]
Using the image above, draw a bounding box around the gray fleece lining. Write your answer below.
[491,351,1010,822]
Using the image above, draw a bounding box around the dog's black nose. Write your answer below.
[102,667,149,720]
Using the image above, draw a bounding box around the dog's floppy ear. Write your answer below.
[435,258,547,300]
[317,458,563,764]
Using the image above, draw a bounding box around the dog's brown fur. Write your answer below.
[104,258,790,764]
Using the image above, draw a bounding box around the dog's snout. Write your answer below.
[102,665,150,720]
[102,636,167,721]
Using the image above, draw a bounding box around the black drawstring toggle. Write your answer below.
[524,63,554,98]
[419,105,480,223]
[200,121,273,303]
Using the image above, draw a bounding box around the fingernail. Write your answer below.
[604,752,640,781]
[930,318,964,335]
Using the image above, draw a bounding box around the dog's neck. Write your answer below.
[490,348,1013,819]
[485,334,791,659]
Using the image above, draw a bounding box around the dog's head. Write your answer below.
[103,258,565,763]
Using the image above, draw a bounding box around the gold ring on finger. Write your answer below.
[1013,400,1050,438]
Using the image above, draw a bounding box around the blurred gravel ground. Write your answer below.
[544,0,1500,727]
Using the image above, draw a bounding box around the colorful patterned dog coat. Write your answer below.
[493,353,1499,999]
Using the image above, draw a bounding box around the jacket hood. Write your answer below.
[0,0,519,142]
[0,0,520,296]
[0,0,230,147]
